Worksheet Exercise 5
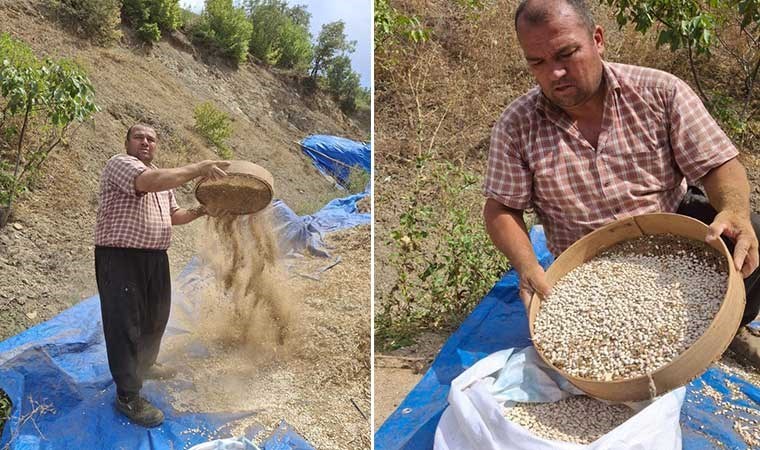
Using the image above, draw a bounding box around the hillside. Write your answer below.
[0,0,370,341]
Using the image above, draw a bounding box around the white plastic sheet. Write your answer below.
[434,347,685,450]
[188,437,261,450]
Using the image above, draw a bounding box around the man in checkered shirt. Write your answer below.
[94,123,229,427]
[484,0,760,367]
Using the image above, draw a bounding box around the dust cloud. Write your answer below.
[192,209,298,360]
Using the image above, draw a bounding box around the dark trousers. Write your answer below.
[95,247,171,398]
[677,186,760,326]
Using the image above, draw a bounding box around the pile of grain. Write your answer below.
[533,234,727,380]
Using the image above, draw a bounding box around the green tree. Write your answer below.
[0,34,99,227]
[326,54,361,113]
[311,21,356,81]
[122,0,182,42]
[287,4,310,28]
[604,0,760,139]
[245,0,313,70]
[193,0,253,65]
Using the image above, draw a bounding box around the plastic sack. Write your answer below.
[434,347,685,450]
[188,437,261,450]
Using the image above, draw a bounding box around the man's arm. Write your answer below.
[701,157,759,277]
[135,160,229,193]
[483,198,550,309]
[171,206,207,226]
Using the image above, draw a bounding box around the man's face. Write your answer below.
[125,126,158,164]
[517,10,605,111]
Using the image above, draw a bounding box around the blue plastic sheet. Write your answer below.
[0,271,312,450]
[271,193,370,258]
[375,226,760,450]
[300,135,370,189]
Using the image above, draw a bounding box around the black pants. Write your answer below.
[95,247,171,398]
[677,187,760,326]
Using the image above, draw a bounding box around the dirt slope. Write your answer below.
[0,0,369,341]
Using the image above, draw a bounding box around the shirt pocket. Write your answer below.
[612,126,678,190]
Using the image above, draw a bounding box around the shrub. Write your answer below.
[122,0,182,43]
[193,101,233,159]
[137,22,161,43]
[0,34,99,226]
[49,0,122,45]
[192,0,253,64]
[246,0,313,70]
[376,159,510,350]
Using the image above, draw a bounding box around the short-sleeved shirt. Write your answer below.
[94,154,179,250]
[485,62,738,256]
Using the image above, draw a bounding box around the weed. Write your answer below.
[376,158,510,351]
[0,395,55,450]
[0,390,10,437]
[345,166,370,194]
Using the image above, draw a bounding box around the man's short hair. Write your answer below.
[125,123,156,142]
[514,0,595,35]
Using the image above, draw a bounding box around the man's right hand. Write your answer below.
[518,265,551,312]
[198,160,230,181]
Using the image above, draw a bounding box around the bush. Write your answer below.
[49,0,122,45]
[376,159,510,350]
[246,0,313,71]
[122,0,182,43]
[193,101,233,159]
[0,33,99,226]
[137,22,161,42]
[192,0,253,64]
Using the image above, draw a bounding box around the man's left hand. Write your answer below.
[706,211,759,278]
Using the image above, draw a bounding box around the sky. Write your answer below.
[180,0,371,88]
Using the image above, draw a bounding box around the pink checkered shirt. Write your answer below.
[485,62,738,256]
[94,154,179,250]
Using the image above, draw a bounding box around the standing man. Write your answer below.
[95,123,229,427]
[484,0,760,367]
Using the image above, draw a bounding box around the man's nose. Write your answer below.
[550,64,567,80]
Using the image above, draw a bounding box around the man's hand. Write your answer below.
[518,265,551,311]
[198,160,230,181]
[706,210,759,278]
[204,205,228,218]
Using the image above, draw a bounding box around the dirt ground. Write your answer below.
[373,332,447,430]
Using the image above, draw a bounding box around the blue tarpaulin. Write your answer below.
[272,192,370,258]
[300,135,371,188]
[375,226,760,450]
[0,256,317,450]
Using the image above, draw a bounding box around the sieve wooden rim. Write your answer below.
[194,162,275,215]
[528,212,745,402]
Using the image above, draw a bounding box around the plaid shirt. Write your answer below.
[94,154,179,250]
[485,62,738,256]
